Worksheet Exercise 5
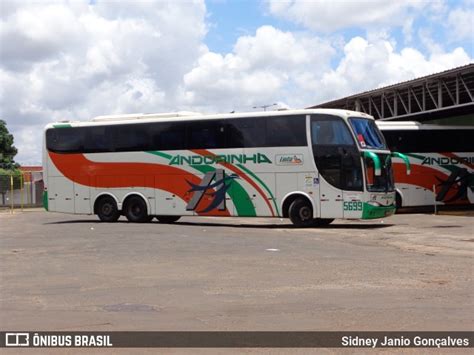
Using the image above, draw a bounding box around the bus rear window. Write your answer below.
[46,128,85,153]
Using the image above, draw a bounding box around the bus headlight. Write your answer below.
[367,201,381,207]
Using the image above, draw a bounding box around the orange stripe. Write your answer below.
[190,149,275,216]
[393,162,467,205]
[49,152,230,216]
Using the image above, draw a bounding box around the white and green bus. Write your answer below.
[43,109,409,227]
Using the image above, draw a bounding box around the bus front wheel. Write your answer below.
[312,218,334,227]
[96,196,120,222]
[124,196,149,223]
[395,192,402,211]
[289,198,314,228]
[156,216,181,224]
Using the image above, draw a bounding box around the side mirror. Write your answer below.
[363,151,381,176]
[391,152,411,175]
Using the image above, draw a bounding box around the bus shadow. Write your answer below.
[175,221,394,229]
[45,220,394,229]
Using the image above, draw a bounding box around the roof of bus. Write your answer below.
[376,121,474,130]
[45,108,374,129]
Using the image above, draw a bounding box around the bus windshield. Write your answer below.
[349,117,386,149]
[365,152,395,192]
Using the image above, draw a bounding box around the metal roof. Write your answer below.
[308,63,474,122]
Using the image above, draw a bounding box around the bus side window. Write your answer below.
[228,117,266,148]
[153,123,186,151]
[110,124,149,152]
[186,120,226,149]
[311,120,354,146]
[266,116,306,147]
[84,126,113,153]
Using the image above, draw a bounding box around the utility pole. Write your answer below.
[253,103,277,111]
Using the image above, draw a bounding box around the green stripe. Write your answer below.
[362,203,395,219]
[404,153,425,161]
[53,123,72,128]
[146,150,172,160]
[146,151,256,216]
[237,163,280,216]
[191,165,256,217]
[43,191,48,211]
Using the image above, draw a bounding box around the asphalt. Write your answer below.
[0,211,472,350]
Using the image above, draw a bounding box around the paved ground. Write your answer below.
[0,211,472,337]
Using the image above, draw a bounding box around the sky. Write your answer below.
[0,0,473,165]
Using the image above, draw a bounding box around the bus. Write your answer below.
[43,109,410,227]
[377,121,474,208]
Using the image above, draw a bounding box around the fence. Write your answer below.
[0,170,44,211]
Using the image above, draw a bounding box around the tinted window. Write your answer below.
[111,124,150,152]
[365,153,395,192]
[311,117,355,146]
[187,120,226,149]
[46,127,85,153]
[46,114,311,153]
[382,129,474,153]
[266,115,307,146]
[150,122,185,151]
[83,126,113,153]
[228,117,266,148]
[311,115,362,191]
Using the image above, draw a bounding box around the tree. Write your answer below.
[0,120,20,204]
[0,119,18,169]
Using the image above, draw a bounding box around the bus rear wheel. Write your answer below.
[289,198,314,228]
[124,196,149,223]
[156,216,181,224]
[96,196,120,222]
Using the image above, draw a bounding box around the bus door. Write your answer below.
[316,154,344,219]
[311,115,363,219]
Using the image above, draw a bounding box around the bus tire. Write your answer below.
[312,218,334,227]
[156,216,181,224]
[395,192,402,211]
[123,196,149,223]
[289,198,314,228]
[96,196,120,222]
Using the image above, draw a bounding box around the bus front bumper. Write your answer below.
[362,203,396,219]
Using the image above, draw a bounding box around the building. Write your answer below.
[308,63,474,125]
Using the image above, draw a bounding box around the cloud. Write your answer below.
[0,1,471,166]
[0,0,207,164]
[183,26,471,112]
[318,36,472,102]
[446,6,474,42]
[265,0,427,32]
[183,25,335,111]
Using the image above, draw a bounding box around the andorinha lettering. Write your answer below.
[169,153,272,165]
[421,156,474,166]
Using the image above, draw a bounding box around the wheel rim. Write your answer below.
[102,203,113,216]
[299,206,311,221]
[131,204,141,217]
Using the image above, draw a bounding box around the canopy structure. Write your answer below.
[308,63,474,124]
